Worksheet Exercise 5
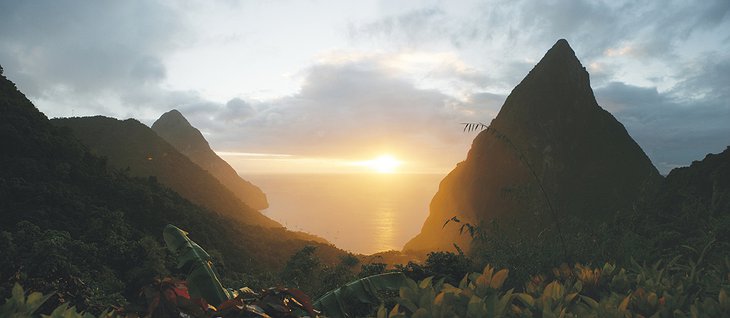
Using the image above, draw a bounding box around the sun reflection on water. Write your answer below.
[373,204,397,251]
[246,173,443,254]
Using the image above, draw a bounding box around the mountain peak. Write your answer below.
[552,39,573,53]
[490,39,592,130]
[543,39,577,61]
[152,109,270,210]
[404,40,662,253]
[156,109,192,129]
[521,38,586,91]
[152,109,210,153]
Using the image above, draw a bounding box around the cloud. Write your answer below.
[672,52,730,102]
[594,55,730,173]
[348,7,452,47]
[350,0,730,89]
[175,55,500,172]
[1,0,727,174]
[0,0,187,118]
[219,98,256,123]
[352,1,729,58]
[347,0,730,173]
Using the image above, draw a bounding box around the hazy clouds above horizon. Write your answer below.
[1,0,728,173]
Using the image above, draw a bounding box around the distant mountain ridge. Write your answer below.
[52,116,280,228]
[646,146,730,252]
[152,109,269,210]
[657,146,730,214]
[405,39,663,253]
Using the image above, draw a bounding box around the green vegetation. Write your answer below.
[163,224,232,307]
[51,116,279,228]
[151,109,269,210]
[315,272,409,318]
[4,257,728,317]
[0,283,113,318]
[0,68,347,313]
[396,251,474,286]
[378,260,730,317]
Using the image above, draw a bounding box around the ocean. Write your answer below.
[245,173,445,255]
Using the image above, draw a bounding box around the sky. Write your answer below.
[1,0,728,174]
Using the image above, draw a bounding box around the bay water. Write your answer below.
[245,173,445,255]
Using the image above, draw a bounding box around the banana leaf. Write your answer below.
[163,224,232,307]
[0,283,53,317]
[314,272,410,318]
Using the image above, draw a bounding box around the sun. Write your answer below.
[364,154,402,173]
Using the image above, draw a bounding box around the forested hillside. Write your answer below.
[152,109,269,210]
[0,69,346,311]
[52,116,279,228]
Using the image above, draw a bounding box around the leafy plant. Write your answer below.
[0,283,53,318]
[163,224,232,308]
[279,245,360,300]
[396,251,474,287]
[314,272,409,318]
[373,260,730,317]
[382,265,511,318]
[157,224,318,318]
[0,283,113,318]
[4,257,729,317]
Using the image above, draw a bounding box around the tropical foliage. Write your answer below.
[5,257,729,317]
[314,272,408,318]
[0,283,114,318]
[379,259,730,318]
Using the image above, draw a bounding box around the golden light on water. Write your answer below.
[249,173,443,254]
[373,204,397,251]
[355,154,403,174]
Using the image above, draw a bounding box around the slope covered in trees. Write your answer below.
[641,146,730,259]
[52,116,279,228]
[152,109,269,210]
[0,69,346,311]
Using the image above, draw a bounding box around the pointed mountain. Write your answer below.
[151,109,268,210]
[52,116,280,228]
[405,39,663,253]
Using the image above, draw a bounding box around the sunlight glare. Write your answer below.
[364,155,402,173]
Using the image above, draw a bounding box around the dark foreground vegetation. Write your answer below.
[2,223,729,317]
